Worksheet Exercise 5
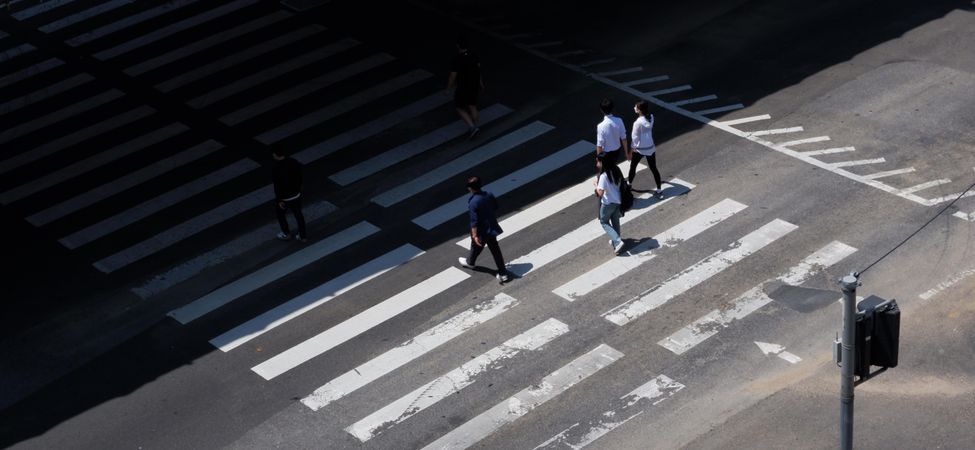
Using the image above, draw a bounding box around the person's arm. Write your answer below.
[620,122,631,159]
[469,197,482,246]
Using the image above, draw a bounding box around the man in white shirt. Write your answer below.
[595,98,630,166]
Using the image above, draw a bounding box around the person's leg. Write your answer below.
[627,153,644,183]
[484,235,506,274]
[455,107,475,127]
[610,204,621,235]
[599,203,621,245]
[275,201,290,236]
[467,237,484,265]
[289,197,307,239]
[467,105,479,126]
[647,153,662,190]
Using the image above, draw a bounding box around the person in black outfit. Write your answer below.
[446,35,484,138]
[458,176,511,283]
[271,149,307,242]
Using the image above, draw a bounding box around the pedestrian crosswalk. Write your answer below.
[1,1,863,447]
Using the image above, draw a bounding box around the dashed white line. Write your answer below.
[747,127,803,137]
[829,158,885,168]
[645,85,692,96]
[671,95,717,106]
[695,104,744,115]
[622,75,669,87]
[717,114,770,126]
[778,136,830,147]
[596,67,643,77]
[862,167,915,180]
[800,146,855,156]
[901,179,951,194]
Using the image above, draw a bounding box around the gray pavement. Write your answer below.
[1,0,974,449]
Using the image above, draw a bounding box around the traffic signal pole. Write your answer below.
[839,273,860,450]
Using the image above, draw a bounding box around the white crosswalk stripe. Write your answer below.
[253,267,471,381]
[0,89,123,144]
[0,58,64,90]
[372,121,554,207]
[534,375,684,449]
[168,221,374,323]
[0,123,188,204]
[125,11,292,76]
[0,73,93,116]
[346,318,569,442]
[412,140,592,230]
[12,0,80,20]
[210,244,424,352]
[507,180,694,278]
[156,25,325,92]
[658,241,857,354]
[58,154,254,248]
[219,52,395,125]
[603,218,798,326]
[553,198,746,302]
[330,104,512,186]
[301,293,519,411]
[29,139,225,226]
[0,106,156,176]
[65,0,203,47]
[93,0,261,60]
[255,69,430,144]
[38,0,131,34]
[421,344,623,450]
[455,160,644,250]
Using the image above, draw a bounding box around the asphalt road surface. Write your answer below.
[1,0,974,449]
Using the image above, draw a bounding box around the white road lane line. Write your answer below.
[717,114,770,126]
[0,122,187,205]
[456,161,644,250]
[252,267,469,380]
[330,104,511,186]
[0,106,155,176]
[603,219,798,326]
[527,41,563,48]
[67,0,203,47]
[412,141,591,230]
[533,375,684,450]
[919,267,975,300]
[747,127,803,137]
[0,89,122,144]
[923,190,975,205]
[12,0,78,19]
[210,244,423,352]
[862,167,915,180]
[553,199,747,302]
[695,103,744,115]
[301,293,518,411]
[220,53,394,125]
[778,136,830,147]
[93,0,260,60]
[420,344,623,450]
[344,318,569,441]
[953,211,975,222]
[133,200,336,299]
[671,95,717,106]
[578,58,616,68]
[621,75,669,87]
[293,92,450,165]
[645,85,692,96]
[0,57,63,89]
[508,180,694,278]
[188,38,358,109]
[58,154,252,248]
[901,179,951,194]
[551,50,589,58]
[659,241,856,354]
[38,0,130,33]
[92,184,273,273]
[0,73,93,116]
[167,219,369,324]
[829,158,885,168]
[372,121,554,207]
[255,69,431,144]
[155,25,324,92]
[125,11,292,76]
[799,146,855,156]
[0,43,36,62]
[29,140,223,226]
[596,67,643,77]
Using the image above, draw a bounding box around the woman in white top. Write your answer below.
[628,100,663,195]
[595,152,625,255]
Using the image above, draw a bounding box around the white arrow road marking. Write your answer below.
[755,341,802,364]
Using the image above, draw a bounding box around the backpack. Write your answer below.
[611,166,634,215]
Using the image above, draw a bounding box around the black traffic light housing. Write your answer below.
[854,295,900,381]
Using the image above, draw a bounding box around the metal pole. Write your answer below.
[839,272,860,450]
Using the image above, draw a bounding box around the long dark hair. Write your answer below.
[597,154,621,184]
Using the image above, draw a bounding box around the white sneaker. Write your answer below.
[614,240,625,255]
[497,272,510,283]
[276,231,292,241]
[458,257,475,269]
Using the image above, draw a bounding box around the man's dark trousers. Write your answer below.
[276,197,307,238]
[468,235,505,273]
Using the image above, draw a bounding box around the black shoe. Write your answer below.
[469,127,480,139]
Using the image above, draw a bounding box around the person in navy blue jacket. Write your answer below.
[458,175,511,283]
